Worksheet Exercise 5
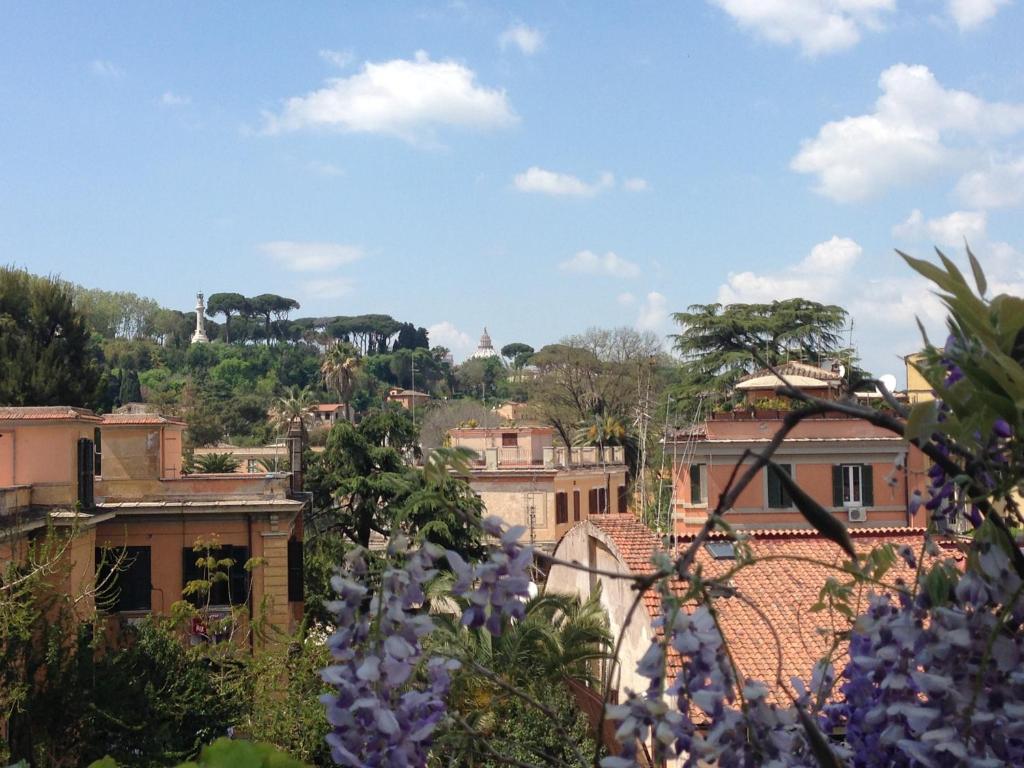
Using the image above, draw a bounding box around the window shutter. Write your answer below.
[287,540,304,603]
[832,466,843,507]
[228,546,250,605]
[861,465,874,507]
[588,488,598,515]
[767,466,779,508]
[690,465,701,503]
[573,491,581,521]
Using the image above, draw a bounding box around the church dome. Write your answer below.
[470,327,498,359]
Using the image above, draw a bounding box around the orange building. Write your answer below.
[667,364,928,534]
[0,407,306,644]
[386,388,432,410]
[447,426,629,550]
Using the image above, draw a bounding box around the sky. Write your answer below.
[2,1,1024,379]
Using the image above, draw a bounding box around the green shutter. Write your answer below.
[767,464,792,508]
[690,464,702,503]
[767,466,782,508]
[832,466,843,507]
[861,465,874,507]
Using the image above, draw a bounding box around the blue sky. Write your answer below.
[3,1,1023,377]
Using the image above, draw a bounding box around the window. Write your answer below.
[689,464,706,504]
[93,428,102,477]
[182,545,250,607]
[247,459,258,473]
[288,540,304,602]
[766,464,793,508]
[573,490,581,521]
[832,464,874,507]
[96,546,151,612]
[555,492,568,524]
[588,488,598,516]
[597,487,607,514]
[617,485,628,514]
[501,432,518,447]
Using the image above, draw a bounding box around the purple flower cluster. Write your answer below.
[445,515,534,636]
[824,540,1024,766]
[321,539,459,767]
[603,602,824,768]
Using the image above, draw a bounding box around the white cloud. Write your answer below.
[957,156,1024,207]
[160,91,190,107]
[499,24,544,55]
[719,236,862,303]
[308,161,345,177]
[792,64,1024,202]
[319,48,354,68]
[893,209,987,247]
[709,0,894,56]
[263,51,516,143]
[617,292,636,306]
[513,167,614,197]
[259,241,364,271]
[636,292,669,332]
[428,321,474,359]
[560,250,640,279]
[91,60,124,78]
[301,277,355,300]
[623,177,650,192]
[948,0,1010,29]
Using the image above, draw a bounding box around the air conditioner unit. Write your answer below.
[847,507,867,523]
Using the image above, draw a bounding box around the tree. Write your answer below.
[205,293,247,344]
[0,267,100,407]
[117,369,142,405]
[671,298,849,411]
[191,452,240,473]
[268,386,315,435]
[320,343,361,421]
[501,342,535,370]
[249,294,300,344]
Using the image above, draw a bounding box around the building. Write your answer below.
[667,363,926,534]
[0,407,306,644]
[312,403,348,426]
[546,515,933,760]
[468,327,499,360]
[191,292,209,344]
[447,426,629,550]
[385,388,432,410]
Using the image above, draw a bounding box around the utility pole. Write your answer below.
[411,357,417,431]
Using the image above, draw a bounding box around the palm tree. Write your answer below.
[192,452,240,474]
[320,342,361,422]
[269,386,316,435]
[430,588,611,766]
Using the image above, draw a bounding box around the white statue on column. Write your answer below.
[191,292,209,344]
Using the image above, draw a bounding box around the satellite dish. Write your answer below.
[836,363,846,379]
[880,374,898,394]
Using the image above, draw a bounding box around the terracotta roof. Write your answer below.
[315,404,345,412]
[388,389,431,398]
[588,514,940,702]
[0,406,102,422]
[100,413,186,426]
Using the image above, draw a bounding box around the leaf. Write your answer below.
[797,707,843,768]
[966,242,987,296]
[86,760,118,768]
[904,400,939,442]
[767,460,856,560]
[898,251,962,296]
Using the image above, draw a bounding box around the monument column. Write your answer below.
[191,292,209,343]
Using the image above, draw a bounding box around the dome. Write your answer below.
[470,326,498,359]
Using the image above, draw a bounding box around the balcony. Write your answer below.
[470,445,625,470]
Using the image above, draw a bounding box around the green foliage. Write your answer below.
[87,738,311,768]
[305,410,485,558]
[670,298,850,412]
[500,341,535,369]
[0,266,101,407]
[193,452,241,474]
